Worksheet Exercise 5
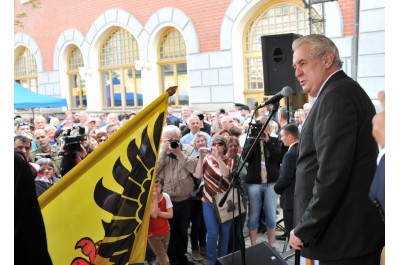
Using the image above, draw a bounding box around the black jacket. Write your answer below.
[274,143,298,210]
[294,70,384,260]
[242,135,281,184]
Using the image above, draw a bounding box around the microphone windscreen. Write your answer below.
[282,86,293,97]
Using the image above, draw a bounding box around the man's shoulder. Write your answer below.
[180,133,193,142]
[181,143,195,155]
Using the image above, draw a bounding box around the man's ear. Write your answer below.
[323,52,334,69]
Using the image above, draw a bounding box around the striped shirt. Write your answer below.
[201,155,233,203]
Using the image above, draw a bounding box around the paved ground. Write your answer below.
[146,205,297,265]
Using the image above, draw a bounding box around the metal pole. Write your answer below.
[308,4,313,34]
[353,0,360,80]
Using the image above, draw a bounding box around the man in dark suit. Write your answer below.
[289,34,384,265]
[274,123,299,238]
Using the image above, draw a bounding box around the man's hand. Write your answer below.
[289,229,304,250]
[372,91,385,148]
[161,139,171,151]
[261,130,270,142]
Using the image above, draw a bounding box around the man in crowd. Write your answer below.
[294,109,305,131]
[157,125,197,265]
[34,116,48,130]
[239,105,252,127]
[166,105,182,127]
[15,121,32,135]
[242,116,282,247]
[289,34,384,264]
[274,123,299,238]
[180,115,212,147]
[106,123,121,138]
[31,129,62,177]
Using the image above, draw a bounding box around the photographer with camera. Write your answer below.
[156,125,198,265]
[59,125,88,177]
[242,116,282,248]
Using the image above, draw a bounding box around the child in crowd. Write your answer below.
[148,178,173,265]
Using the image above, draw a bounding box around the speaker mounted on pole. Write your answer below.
[261,33,303,96]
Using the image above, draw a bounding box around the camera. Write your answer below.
[249,120,263,138]
[35,153,52,162]
[169,138,180,149]
[197,114,204,121]
[61,125,87,153]
[202,148,212,153]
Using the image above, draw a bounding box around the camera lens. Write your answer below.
[170,139,179,149]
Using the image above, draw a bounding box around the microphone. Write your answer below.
[258,86,293,108]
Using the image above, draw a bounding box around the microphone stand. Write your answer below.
[218,102,280,265]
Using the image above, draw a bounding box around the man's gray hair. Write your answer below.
[162,125,181,138]
[292,34,343,68]
[187,114,200,124]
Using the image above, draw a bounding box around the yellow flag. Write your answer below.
[39,90,171,265]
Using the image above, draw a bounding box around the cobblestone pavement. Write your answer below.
[146,205,297,265]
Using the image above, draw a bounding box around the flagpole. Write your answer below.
[166,85,177,96]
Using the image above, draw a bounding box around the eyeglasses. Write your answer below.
[212,142,224,147]
[98,138,107,142]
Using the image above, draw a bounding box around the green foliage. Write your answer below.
[14,0,42,29]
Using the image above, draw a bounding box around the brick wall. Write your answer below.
[15,0,354,72]
[338,0,355,36]
[14,0,230,72]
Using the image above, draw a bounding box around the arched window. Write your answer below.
[99,28,142,109]
[158,28,188,106]
[15,47,38,92]
[68,46,86,109]
[243,1,320,107]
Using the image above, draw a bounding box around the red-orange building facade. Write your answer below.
[14,0,385,113]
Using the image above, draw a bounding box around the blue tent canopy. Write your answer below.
[14,81,68,109]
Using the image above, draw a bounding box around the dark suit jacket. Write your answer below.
[274,143,298,210]
[369,153,385,221]
[243,135,281,184]
[14,153,53,264]
[293,70,385,260]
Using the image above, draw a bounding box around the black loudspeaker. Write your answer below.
[217,241,287,265]
[261,33,303,95]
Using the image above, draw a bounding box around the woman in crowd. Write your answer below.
[148,177,173,265]
[189,132,208,261]
[83,134,99,154]
[96,132,108,145]
[226,136,247,253]
[35,158,60,186]
[44,124,58,146]
[195,135,233,265]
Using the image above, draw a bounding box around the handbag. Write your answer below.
[212,178,247,224]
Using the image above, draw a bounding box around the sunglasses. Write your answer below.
[98,138,107,142]
[212,142,224,147]
[17,122,31,127]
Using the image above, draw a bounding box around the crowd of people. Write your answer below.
[14,34,385,265]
